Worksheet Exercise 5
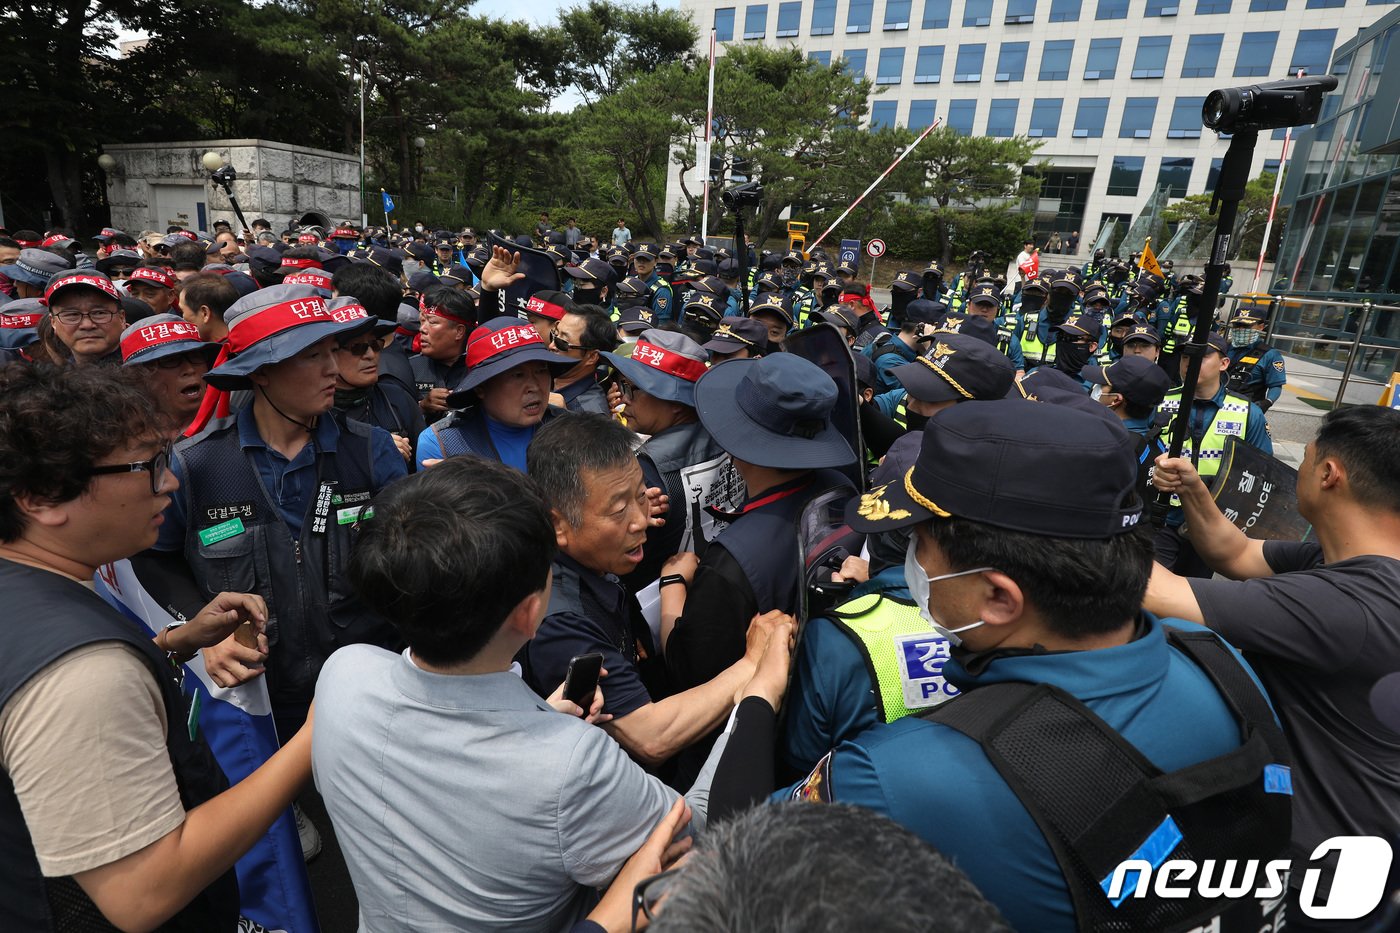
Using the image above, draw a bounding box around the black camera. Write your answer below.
[722,181,765,210]
[1202,75,1338,134]
[210,163,237,192]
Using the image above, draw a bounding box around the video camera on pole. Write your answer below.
[206,159,253,239]
[721,155,763,313]
[1151,74,1337,527]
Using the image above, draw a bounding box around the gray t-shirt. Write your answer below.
[313,646,721,933]
[1190,543,1400,866]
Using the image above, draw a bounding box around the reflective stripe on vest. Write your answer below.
[1162,299,1193,353]
[893,395,909,430]
[1158,391,1251,479]
[1020,312,1049,364]
[829,592,959,722]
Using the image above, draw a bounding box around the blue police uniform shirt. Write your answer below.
[775,614,1275,933]
[1229,341,1287,406]
[994,314,1026,370]
[782,566,917,775]
[643,272,673,322]
[414,413,536,473]
[864,336,919,394]
[872,387,907,420]
[1122,412,1156,438]
[157,405,406,548]
[1163,382,1271,528]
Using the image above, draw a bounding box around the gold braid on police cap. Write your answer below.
[916,355,974,400]
[904,466,952,518]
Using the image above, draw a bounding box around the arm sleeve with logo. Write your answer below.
[0,644,185,876]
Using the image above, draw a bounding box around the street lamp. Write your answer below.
[97,153,118,173]
[413,136,426,195]
[202,151,225,172]
[354,64,368,228]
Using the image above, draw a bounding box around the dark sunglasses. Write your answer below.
[338,339,382,357]
[550,328,589,353]
[88,442,173,495]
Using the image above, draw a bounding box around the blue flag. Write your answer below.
[381,191,395,214]
[95,560,321,933]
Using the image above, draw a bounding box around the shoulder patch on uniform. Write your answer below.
[792,751,834,803]
[1272,360,1284,371]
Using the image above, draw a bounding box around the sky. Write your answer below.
[466,0,679,26]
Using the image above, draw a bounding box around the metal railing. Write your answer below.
[1220,292,1400,410]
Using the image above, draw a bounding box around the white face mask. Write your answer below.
[903,536,994,647]
[1090,384,1104,402]
[414,225,424,233]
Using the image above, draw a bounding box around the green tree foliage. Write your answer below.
[1163,171,1286,262]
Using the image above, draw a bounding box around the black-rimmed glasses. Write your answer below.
[88,442,173,495]
[631,867,681,931]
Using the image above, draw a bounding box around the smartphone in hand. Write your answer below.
[562,652,604,710]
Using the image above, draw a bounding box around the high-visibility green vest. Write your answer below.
[1162,298,1193,354]
[995,312,1019,357]
[1020,311,1050,365]
[1158,389,1253,480]
[828,592,960,723]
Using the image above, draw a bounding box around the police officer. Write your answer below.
[631,244,674,323]
[748,294,795,348]
[681,293,725,341]
[865,298,942,394]
[962,282,1023,375]
[563,256,617,311]
[884,270,920,329]
[1082,246,1106,282]
[1156,331,1273,578]
[750,399,1293,933]
[1015,272,1052,369]
[1083,354,1174,499]
[149,284,408,747]
[920,261,948,305]
[702,316,770,363]
[1158,275,1203,377]
[873,330,1016,433]
[1224,310,1286,413]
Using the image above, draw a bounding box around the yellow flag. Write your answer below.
[1139,237,1163,277]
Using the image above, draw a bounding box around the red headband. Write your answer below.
[280,257,322,270]
[297,233,319,244]
[465,323,545,369]
[127,266,176,289]
[121,319,203,361]
[14,239,39,249]
[330,301,370,321]
[283,271,334,290]
[630,340,708,383]
[41,235,74,248]
[524,294,567,321]
[226,295,356,353]
[419,294,472,327]
[1,313,43,329]
[44,274,121,304]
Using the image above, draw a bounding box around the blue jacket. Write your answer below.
[777,615,1274,933]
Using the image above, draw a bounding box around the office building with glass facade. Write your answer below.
[670,0,1390,243]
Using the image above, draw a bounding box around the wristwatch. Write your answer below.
[659,574,688,590]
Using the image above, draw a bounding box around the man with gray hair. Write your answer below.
[520,411,791,770]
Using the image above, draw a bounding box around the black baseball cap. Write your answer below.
[890,271,920,292]
[1082,355,1174,409]
[1056,313,1102,342]
[891,332,1016,404]
[1124,324,1161,347]
[749,295,794,328]
[703,317,769,354]
[967,283,1001,307]
[846,398,1141,538]
[904,298,946,325]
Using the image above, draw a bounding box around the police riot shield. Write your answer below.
[782,322,866,493]
[1203,437,1311,542]
[485,231,561,320]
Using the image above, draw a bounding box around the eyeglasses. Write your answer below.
[337,339,382,357]
[88,442,173,495]
[151,351,206,370]
[550,329,589,353]
[615,378,636,400]
[631,867,680,931]
[53,308,119,326]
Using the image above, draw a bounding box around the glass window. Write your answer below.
[947,99,978,134]
[1146,0,1180,13]
[1096,0,1130,19]
[1368,0,1400,5]
[1290,29,1337,76]
[1168,97,1205,137]
[885,0,913,27]
[987,99,1020,136]
[1119,97,1157,137]
[714,7,736,41]
[1196,0,1230,13]
[964,0,993,25]
[871,100,899,128]
[1074,97,1110,137]
[1157,157,1194,197]
[809,49,833,65]
[1249,0,1285,8]
[1108,156,1146,196]
[848,0,874,31]
[1040,39,1074,79]
[1206,157,1224,190]
[1006,0,1038,21]
[877,47,906,83]
[1306,0,1343,6]
[1132,35,1171,78]
[1029,97,1063,136]
[923,0,953,26]
[909,99,939,128]
[776,1,801,35]
[1049,0,1082,18]
[915,45,945,81]
[1085,37,1120,78]
[843,48,868,76]
[812,0,837,34]
[1182,34,1223,78]
[1234,31,1278,77]
[996,41,1029,80]
[1263,158,1281,173]
[743,3,768,38]
[955,43,986,80]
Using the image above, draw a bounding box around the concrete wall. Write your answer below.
[100,138,361,234]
